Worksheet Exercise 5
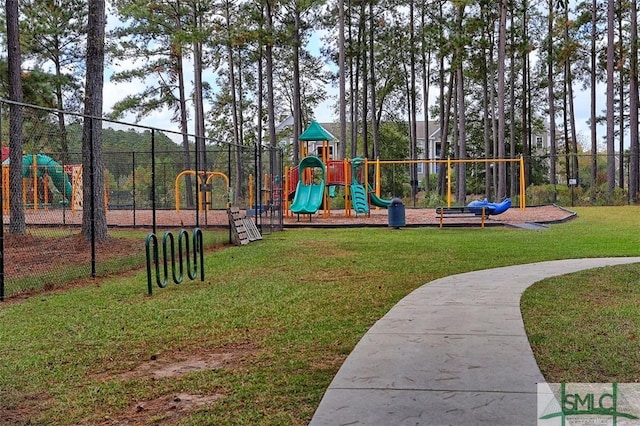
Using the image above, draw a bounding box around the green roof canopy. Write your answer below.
[298,120,335,141]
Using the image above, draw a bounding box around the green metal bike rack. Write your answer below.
[145,228,204,295]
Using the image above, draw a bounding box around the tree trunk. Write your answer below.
[497,0,507,199]
[349,0,357,158]
[173,10,194,209]
[225,0,241,203]
[606,0,616,195]
[509,7,516,199]
[293,8,303,164]
[409,0,418,201]
[548,1,558,192]
[338,0,347,160]
[437,71,454,196]
[265,0,277,171]
[5,0,26,235]
[485,12,495,200]
[369,0,379,160]
[590,0,598,202]
[567,54,579,190]
[359,1,369,159]
[489,32,498,196]
[257,4,265,208]
[562,75,570,184]
[81,0,107,242]
[522,1,531,188]
[630,0,639,203]
[193,12,209,201]
[564,4,579,189]
[618,5,625,189]
[54,57,70,167]
[456,63,467,205]
[420,0,431,193]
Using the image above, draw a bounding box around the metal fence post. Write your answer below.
[89,116,96,278]
[151,129,156,235]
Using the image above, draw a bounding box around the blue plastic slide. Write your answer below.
[290,156,326,215]
[467,198,511,215]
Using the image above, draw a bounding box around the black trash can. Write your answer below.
[388,197,406,228]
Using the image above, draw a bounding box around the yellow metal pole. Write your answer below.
[363,158,369,192]
[263,173,269,207]
[520,156,526,209]
[198,171,205,212]
[175,170,198,212]
[22,178,27,208]
[175,172,182,212]
[32,154,38,211]
[205,172,230,209]
[447,157,451,207]
[375,158,381,198]
[248,174,254,209]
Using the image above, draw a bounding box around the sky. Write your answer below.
[102,22,338,138]
[101,14,609,151]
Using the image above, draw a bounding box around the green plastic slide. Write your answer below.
[351,157,391,209]
[290,181,325,214]
[22,154,73,199]
[4,154,73,200]
[290,156,326,215]
[367,183,391,208]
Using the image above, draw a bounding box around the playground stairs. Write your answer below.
[349,184,369,214]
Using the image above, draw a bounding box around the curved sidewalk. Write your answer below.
[310,257,640,426]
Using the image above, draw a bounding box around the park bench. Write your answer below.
[435,206,488,229]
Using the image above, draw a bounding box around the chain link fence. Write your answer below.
[2,99,636,300]
[0,100,283,300]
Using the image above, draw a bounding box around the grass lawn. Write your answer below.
[1,206,639,425]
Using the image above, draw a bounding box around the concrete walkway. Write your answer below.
[310,257,640,426]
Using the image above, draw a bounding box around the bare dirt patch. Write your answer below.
[109,345,254,382]
[99,392,225,426]
[89,345,255,425]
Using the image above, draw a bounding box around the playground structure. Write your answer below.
[282,121,393,219]
[289,155,327,215]
[174,170,230,212]
[283,155,526,219]
[3,159,235,216]
[0,152,137,214]
[281,121,526,220]
[1,152,79,214]
[368,157,526,209]
[284,156,393,219]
